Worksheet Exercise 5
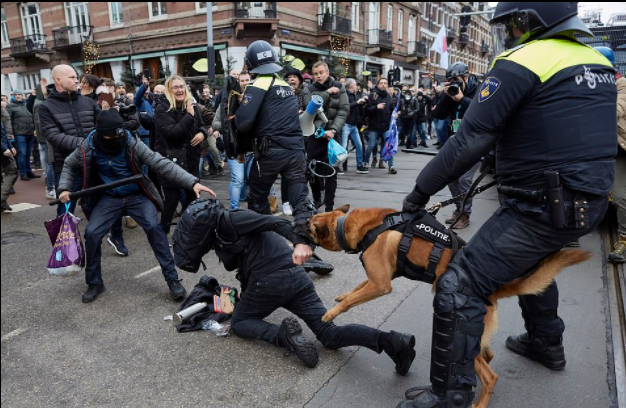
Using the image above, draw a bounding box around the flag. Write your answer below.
[430,24,449,69]
[382,97,400,161]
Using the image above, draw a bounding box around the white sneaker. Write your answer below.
[46,190,56,200]
[282,202,293,216]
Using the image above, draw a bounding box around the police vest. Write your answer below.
[491,38,617,195]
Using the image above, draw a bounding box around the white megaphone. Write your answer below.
[299,95,327,137]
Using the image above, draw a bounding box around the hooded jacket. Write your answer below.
[40,84,100,173]
[58,130,199,217]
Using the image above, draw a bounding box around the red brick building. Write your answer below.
[1,2,493,95]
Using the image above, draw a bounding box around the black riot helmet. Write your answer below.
[490,2,593,56]
[446,62,469,80]
[244,40,282,75]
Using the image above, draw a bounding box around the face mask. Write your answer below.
[404,95,411,101]
[95,132,126,156]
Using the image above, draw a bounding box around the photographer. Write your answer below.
[432,62,481,229]
[155,75,207,235]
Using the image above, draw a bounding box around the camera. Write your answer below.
[118,104,137,120]
[448,81,463,97]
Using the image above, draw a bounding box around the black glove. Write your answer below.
[402,198,425,213]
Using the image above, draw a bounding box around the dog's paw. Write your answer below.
[335,294,348,303]
[321,311,335,322]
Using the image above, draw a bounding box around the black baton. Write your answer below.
[49,174,145,206]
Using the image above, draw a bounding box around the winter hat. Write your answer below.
[96,109,125,138]
[283,67,303,85]
[12,89,24,95]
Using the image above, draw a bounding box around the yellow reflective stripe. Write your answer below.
[274,78,290,87]
[249,76,274,91]
[494,39,613,83]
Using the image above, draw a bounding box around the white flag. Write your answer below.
[430,24,449,70]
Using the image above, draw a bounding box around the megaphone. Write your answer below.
[299,95,324,137]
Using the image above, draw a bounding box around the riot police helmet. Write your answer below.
[244,40,282,75]
[490,2,592,56]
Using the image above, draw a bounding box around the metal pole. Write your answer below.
[207,2,215,80]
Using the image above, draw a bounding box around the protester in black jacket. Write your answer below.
[155,75,207,234]
[398,86,417,148]
[413,92,431,148]
[40,64,100,215]
[343,78,368,173]
[364,78,397,173]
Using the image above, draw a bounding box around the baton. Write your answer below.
[49,174,145,206]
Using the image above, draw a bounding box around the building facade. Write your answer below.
[1,2,493,96]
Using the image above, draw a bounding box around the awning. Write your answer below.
[281,43,329,56]
[72,44,228,67]
[72,56,127,67]
[332,52,365,62]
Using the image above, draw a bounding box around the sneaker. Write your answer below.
[82,283,105,303]
[46,190,56,200]
[388,166,397,175]
[356,165,369,174]
[302,253,334,275]
[167,279,187,301]
[107,235,129,256]
[609,240,626,263]
[418,141,428,148]
[282,202,293,216]
[278,317,319,368]
[383,331,416,376]
[20,174,30,181]
[125,217,138,229]
[371,157,378,168]
[26,172,41,179]
[506,332,566,371]
[1,202,12,212]
[451,214,470,229]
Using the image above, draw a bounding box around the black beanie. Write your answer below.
[96,109,125,138]
[283,67,303,85]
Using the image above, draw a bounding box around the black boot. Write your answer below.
[506,332,566,371]
[278,317,319,368]
[82,283,105,303]
[381,331,416,376]
[167,279,187,301]
[397,387,475,408]
[302,253,334,275]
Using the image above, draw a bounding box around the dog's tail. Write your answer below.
[491,250,592,301]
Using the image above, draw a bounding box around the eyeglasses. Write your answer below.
[171,85,186,91]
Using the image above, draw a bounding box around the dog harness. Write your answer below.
[336,211,465,284]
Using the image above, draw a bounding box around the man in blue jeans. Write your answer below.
[364,78,397,174]
[342,79,368,174]
[7,90,40,181]
[197,198,416,373]
[58,109,214,303]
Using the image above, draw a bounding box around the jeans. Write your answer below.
[84,193,179,285]
[416,122,428,144]
[140,136,150,175]
[435,118,450,146]
[54,171,82,216]
[231,266,381,352]
[38,143,54,192]
[15,134,34,176]
[228,155,253,210]
[365,130,393,167]
[448,162,480,214]
[341,124,363,167]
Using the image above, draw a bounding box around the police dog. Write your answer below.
[308,205,591,408]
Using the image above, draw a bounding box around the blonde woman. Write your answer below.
[155,74,207,234]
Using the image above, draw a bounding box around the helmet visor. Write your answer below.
[491,23,512,58]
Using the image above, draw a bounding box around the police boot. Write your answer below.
[397,264,483,408]
[380,331,416,376]
[506,333,566,371]
[278,317,318,368]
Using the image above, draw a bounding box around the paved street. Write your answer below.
[1,148,620,408]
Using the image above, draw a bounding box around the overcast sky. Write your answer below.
[488,2,626,24]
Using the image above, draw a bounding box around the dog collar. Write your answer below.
[336,216,359,254]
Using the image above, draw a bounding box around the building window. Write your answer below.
[1,8,8,48]
[387,4,392,31]
[196,2,217,13]
[64,2,90,43]
[108,2,123,27]
[351,2,359,31]
[408,17,415,43]
[398,10,403,42]
[319,2,337,15]
[148,2,167,20]
[20,3,43,37]
[21,72,40,91]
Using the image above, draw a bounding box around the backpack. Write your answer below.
[172,197,225,272]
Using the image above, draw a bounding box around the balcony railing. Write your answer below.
[458,32,470,46]
[480,43,489,54]
[234,2,276,19]
[52,25,93,49]
[368,29,393,48]
[10,34,48,56]
[407,41,429,57]
[317,13,351,36]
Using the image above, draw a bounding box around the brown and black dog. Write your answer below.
[308,205,591,408]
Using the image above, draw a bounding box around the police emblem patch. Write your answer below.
[478,77,501,103]
[242,94,252,106]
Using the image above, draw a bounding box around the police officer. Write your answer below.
[234,40,333,274]
[398,3,617,407]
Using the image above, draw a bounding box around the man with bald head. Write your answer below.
[40,64,100,215]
